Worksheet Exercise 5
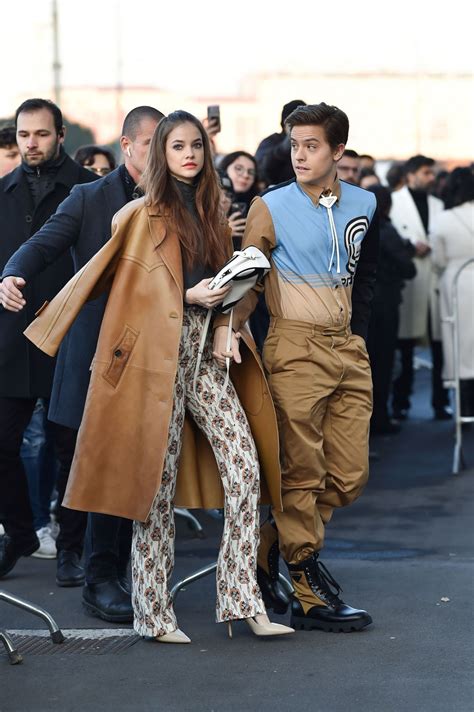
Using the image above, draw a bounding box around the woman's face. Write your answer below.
[226,155,256,194]
[165,122,204,184]
[86,153,112,176]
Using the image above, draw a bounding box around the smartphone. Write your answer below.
[231,201,247,217]
[207,104,221,132]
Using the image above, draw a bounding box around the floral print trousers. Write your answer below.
[132,308,265,637]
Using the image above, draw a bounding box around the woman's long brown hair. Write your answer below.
[141,110,228,271]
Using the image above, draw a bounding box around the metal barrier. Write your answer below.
[441,257,474,473]
[171,510,293,603]
[0,589,65,665]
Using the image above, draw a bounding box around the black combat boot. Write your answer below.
[256,518,291,614]
[288,552,372,632]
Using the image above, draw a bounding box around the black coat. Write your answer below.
[0,157,97,398]
[2,167,128,428]
[372,217,417,312]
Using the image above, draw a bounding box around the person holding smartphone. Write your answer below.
[219,151,259,215]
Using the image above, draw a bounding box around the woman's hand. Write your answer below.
[185,278,230,309]
[228,211,247,239]
[213,325,242,368]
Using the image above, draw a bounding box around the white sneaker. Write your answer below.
[48,519,60,540]
[31,526,57,559]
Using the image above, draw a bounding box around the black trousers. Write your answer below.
[367,305,399,426]
[392,334,449,412]
[0,397,86,552]
[84,513,132,584]
[62,428,132,583]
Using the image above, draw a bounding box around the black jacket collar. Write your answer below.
[2,152,92,194]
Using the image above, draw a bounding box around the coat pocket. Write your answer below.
[102,325,139,388]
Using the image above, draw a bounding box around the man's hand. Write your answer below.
[0,276,27,311]
[415,241,431,258]
[213,325,242,368]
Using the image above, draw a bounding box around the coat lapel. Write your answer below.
[7,171,35,218]
[400,186,427,239]
[102,171,128,227]
[147,212,184,295]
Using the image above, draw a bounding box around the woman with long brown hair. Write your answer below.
[133,111,293,642]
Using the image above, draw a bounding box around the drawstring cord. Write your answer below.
[319,193,340,274]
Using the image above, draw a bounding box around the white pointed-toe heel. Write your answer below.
[155,628,191,644]
[227,613,294,638]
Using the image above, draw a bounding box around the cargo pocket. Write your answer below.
[103,325,139,388]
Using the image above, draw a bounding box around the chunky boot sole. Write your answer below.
[291,613,373,633]
[82,601,133,623]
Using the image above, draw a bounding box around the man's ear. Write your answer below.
[58,125,66,143]
[120,136,130,158]
[334,143,345,161]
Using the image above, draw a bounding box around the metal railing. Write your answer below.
[440,258,474,473]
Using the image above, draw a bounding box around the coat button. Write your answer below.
[169,312,178,318]
[114,349,122,357]
[25,215,32,223]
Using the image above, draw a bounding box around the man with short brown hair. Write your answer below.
[223,102,379,632]
[0,98,97,582]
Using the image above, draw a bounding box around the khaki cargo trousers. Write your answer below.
[262,318,373,564]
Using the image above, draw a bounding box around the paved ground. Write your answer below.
[1,362,473,712]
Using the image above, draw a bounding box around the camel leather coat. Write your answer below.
[25,199,282,522]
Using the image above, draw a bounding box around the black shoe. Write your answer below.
[82,579,133,623]
[257,518,291,614]
[0,534,39,578]
[288,552,372,633]
[434,406,453,420]
[118,574,131,594]
[371,418,402,436]
[56,550,85,587]
[392,407,409,421]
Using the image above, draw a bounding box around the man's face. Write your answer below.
[0,144,21,177]
[290,125,344,187]
[337,155,360,184]
[16,109,63,166]
[122,117,159,178]
[407,165,436,192]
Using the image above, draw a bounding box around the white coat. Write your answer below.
[390,186,444,340]
[431,202,474,381]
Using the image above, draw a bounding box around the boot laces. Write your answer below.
[314,559,343,604]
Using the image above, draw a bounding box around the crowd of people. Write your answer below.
[0,97,472,645]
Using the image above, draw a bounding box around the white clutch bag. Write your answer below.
[208,246,271,313]
[194,246,270,395]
